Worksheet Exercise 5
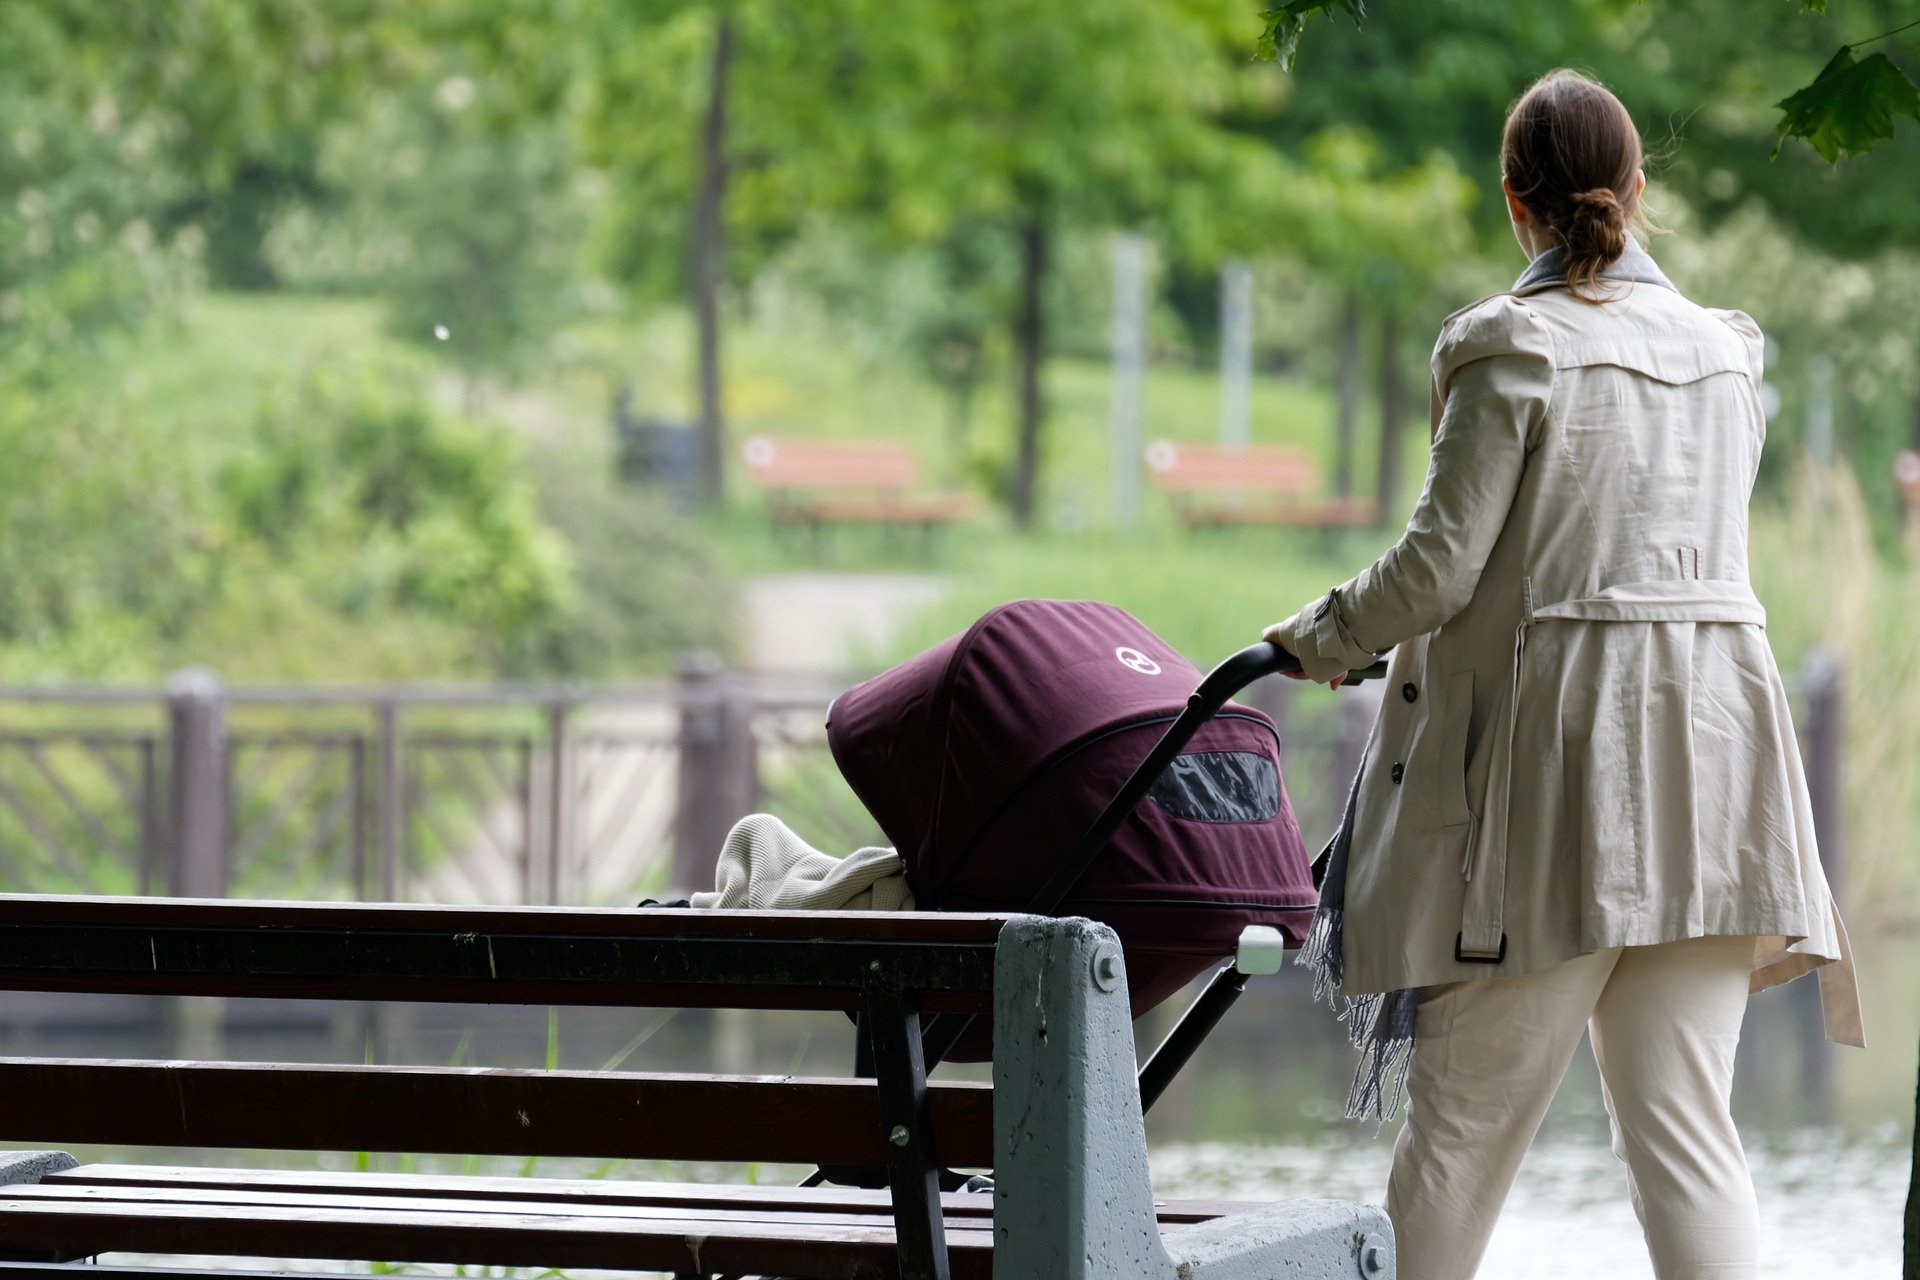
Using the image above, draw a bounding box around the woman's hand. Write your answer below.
[1262,621,1346,688]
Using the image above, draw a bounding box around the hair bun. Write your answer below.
[1564,186,1628,279]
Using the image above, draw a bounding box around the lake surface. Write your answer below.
[2,927,1912,1279]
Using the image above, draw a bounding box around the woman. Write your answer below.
[1263,69,1861,1280]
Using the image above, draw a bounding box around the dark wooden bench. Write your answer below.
[0,896,1393,1280]
[741,436,974,538]
[1145,441,1379,530]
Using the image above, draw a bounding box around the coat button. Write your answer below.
[1390,762,1405,784]
[1402,682,1419,703]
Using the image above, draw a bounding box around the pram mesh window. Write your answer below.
[1146,751,1280,824]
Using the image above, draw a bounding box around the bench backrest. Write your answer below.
[0,898,1176,1279]
[1144,441,1320,494]
[0,896,999,1170]
[742,435,923,492]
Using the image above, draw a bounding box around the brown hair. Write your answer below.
[1500,70,1644,302]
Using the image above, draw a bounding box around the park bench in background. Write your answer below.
[0,895,1392,1280]
[741,435,973,541]
[1145,440,1379,530]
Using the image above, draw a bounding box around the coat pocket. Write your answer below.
[1431,670,1475,829]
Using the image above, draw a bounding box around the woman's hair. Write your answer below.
[1500,69,1645,302]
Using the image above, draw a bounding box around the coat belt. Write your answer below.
[1456,578,1769,961]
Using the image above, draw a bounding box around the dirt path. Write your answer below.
[739,572,948,675]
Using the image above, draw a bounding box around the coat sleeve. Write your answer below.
[1265,296,1555,682]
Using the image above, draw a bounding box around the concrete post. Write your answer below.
[1220,259,1253,450]
[164,668,228,899]
[1109,233,1149,533]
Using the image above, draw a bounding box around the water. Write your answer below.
[3,929,1913,1279]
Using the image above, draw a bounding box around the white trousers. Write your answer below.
[1387,935,1758,1280]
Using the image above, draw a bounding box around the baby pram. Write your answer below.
[821,599,1381,1109]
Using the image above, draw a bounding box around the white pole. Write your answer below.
[1220,258,1252,450]
[1110,232,1149,532]
[1806,353,1834,468]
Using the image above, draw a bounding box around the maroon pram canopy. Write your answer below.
[828,599,1315,1055]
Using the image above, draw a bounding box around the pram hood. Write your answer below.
[828,600,1315,1040]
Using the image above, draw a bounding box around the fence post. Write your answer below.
[545,701,571,906]
[1798,646,1845,1121]
[163,668,227,1060]
[164,668,228,900]
[377,701,403,902]
[673,654,759,898]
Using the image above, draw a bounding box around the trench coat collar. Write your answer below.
[1512,240,1677,296]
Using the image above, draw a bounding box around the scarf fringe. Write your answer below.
[1295,902,1417,1124]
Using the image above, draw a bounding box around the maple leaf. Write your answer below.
[1774,46,1920,161]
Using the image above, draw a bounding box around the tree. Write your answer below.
[1264,1,1920,165]
[582,1,882,505]
[811,1,1305,527]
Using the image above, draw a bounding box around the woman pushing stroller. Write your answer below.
[1264,69,1860,1280]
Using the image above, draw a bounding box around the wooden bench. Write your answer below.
[1145,441,1379,530]
[0,896,1393,1280]
[741,436,973,539]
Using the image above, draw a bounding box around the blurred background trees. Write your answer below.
[2,0,1917,683]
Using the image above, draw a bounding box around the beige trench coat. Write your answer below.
[1268,244,1862,1045]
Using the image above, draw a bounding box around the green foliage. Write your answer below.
[1255,0,1366,69]
[220,361,576,663]
[287,79,585,378]
[1773,45,1920,161]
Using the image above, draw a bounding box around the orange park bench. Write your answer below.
[742,436,973,540]
[1145,441,1379,530]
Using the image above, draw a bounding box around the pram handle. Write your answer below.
[919,641,1383,1067]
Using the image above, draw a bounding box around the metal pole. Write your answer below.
[1807,354,1835,469]
[1219,259,1252,450]
[1109,232,1149,532]
[164,668,228,899]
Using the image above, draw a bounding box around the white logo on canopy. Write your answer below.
[1115,647,1162,676]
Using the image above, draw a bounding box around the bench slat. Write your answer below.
[0,896,1009,943]
[742,438,924,491]
[0,1194,996,1280]
[0,1060,994,1167]
[48,1166,1267,1226]
[0,899,999,1011]
[3,1183,1000,1237]
[50,1164,1004,1219]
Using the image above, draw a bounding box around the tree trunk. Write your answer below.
[1332,292,1361,497]
[1374,309,1405,527]
[690,12,734,506]
[1010,219,1050,528]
